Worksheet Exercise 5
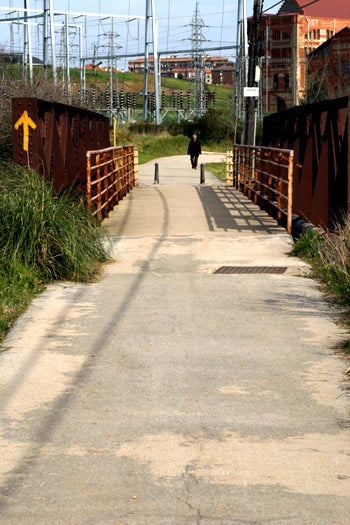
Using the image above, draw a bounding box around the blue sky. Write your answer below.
[0,1,279,67]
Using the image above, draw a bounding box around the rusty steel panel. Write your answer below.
[12,98,110,193]
[263,96,350,229]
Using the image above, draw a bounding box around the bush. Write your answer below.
[0,162,109,341]
[180,108,243,144]
[289,228,323,262]
[318,218,350,302]
[127,108,243,146]
[0,162,109,282]
[290,220,350,307]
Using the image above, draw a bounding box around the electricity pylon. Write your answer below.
[189,2,207,116]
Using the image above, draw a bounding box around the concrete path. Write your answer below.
[0,154,349,524]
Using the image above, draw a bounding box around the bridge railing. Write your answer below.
[226,145,294,234]
[263,96,350,230]
[86,145,138,221]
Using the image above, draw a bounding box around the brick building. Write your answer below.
[252,0,350,113]
[307,26,350,100]
[128,55,234,86]
[211,66,235,86]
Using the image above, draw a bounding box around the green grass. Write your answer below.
[289,226,350,307]
[134,134,189,163]
[290,224,350,354]
[0,162,109,343]
[205,162,226,183]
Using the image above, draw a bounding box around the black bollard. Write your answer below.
[154,162,159,184]
[200,163,205,184]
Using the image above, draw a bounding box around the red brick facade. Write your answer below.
[255,0,350,113]
[307,27,350,100]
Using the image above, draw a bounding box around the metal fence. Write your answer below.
[226,145,294,234]
[263,96,350,229]
[86,146,138,221]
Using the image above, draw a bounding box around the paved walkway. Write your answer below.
[0,154,349,524]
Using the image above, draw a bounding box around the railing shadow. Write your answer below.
[196,186,285,234]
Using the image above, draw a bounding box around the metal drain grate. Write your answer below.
[214,266,288,274]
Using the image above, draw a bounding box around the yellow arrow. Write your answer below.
[14,110,37,151]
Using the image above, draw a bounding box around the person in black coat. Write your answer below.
[187,134,201,169]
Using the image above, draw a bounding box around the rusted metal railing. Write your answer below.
[263,96,350,230]
[226,145,294,234]
[86,145,138,221]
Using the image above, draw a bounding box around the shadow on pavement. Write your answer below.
[196,186,284,234]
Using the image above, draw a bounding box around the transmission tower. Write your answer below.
[189,2,207,116]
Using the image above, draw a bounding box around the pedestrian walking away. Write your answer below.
[187,133,201,169]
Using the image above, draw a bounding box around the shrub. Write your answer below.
[180,108,243,144]
[0,162,109,282]
[290,219,350,307]
[289,228,323,262]
[0,162,109,341]
[317,218,350,302]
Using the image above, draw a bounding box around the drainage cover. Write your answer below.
[214,266,287,274]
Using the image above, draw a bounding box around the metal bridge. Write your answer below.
[12,96,350,235]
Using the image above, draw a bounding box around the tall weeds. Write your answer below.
[0,162,109,341]
[317,218,350,302]
[290,218,350,307]
[0,163,108,281]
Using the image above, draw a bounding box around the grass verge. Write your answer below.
[0,162,109,343]
[134,134,189,164]
[204,162,226,183]
[290,226,350,308]
[290,224,350,355]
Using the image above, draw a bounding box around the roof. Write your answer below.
[278,0,350,18]
[278,0,302,14]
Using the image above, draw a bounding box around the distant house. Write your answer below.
[128,55,234,86]
[307,27,350,100]
[211,66,235,86]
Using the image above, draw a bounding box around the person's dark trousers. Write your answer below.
[191,155,198,169]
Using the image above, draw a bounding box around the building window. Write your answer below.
[273,74,279,89]
[281,48,291,58]
[284,73,290,89]
[277,97,286,112]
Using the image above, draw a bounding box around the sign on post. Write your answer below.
[244,87,259,98]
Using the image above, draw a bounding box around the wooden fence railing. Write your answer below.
[226,145,294,234]
[86,145,138,221]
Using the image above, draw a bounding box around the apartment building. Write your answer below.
[128,55,234,86]
[253,0,350,113]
